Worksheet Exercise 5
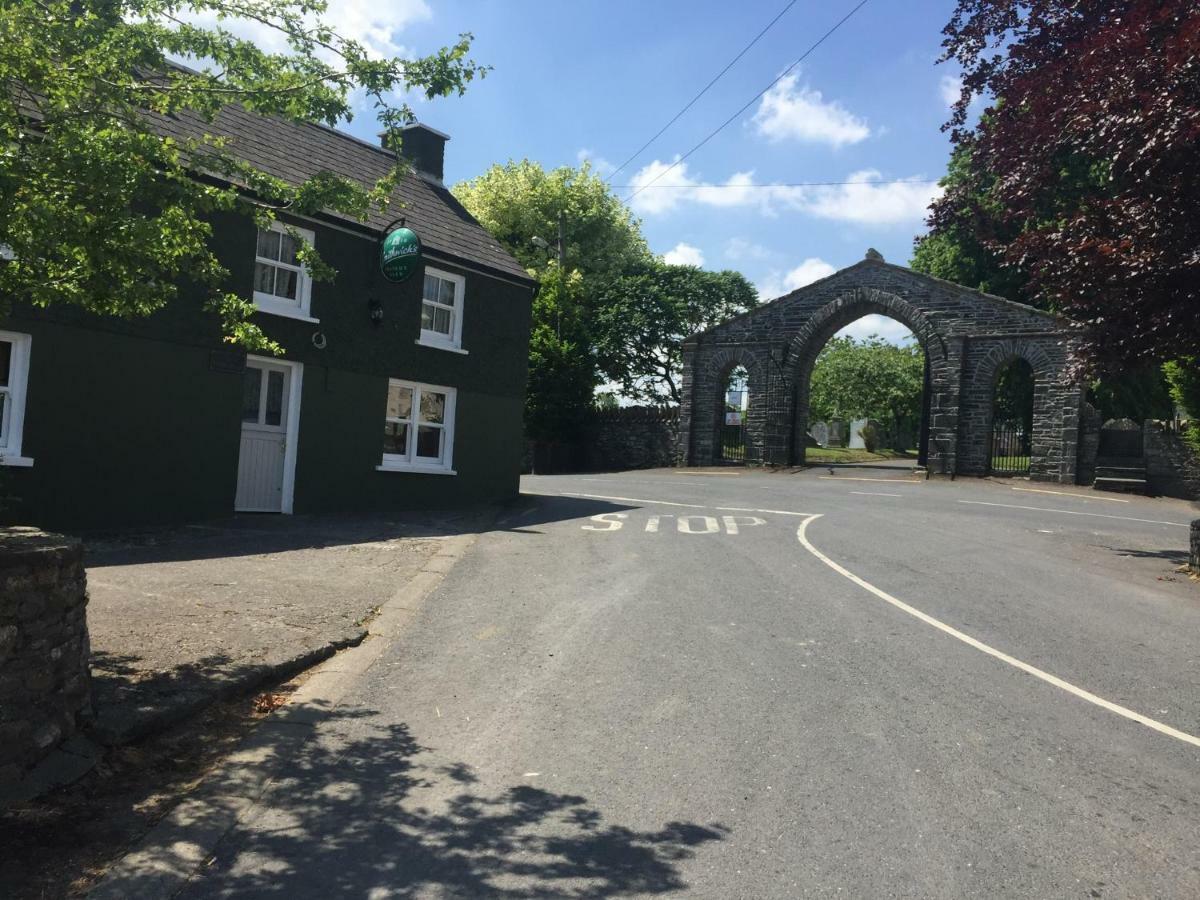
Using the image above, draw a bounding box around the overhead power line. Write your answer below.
[622,0,873,207]
[605,0,801,182]
[612,178,939,189]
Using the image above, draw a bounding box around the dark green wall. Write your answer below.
[2,210,533,531]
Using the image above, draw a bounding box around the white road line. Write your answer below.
[795,515,1200,750]
[850,491,903,497]
[1012,486,1130,503]
[818,476,922,484]
[958,499,1188,528]
[543,491,814,517]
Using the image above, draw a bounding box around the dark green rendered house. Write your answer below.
[0,111,536,530]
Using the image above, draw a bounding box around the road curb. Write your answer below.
[86,531,478,900]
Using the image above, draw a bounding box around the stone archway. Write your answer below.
[679,252,1085,483]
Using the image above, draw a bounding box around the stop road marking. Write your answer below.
[582,513,766,534]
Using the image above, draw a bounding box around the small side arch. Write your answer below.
[697,347,768,465]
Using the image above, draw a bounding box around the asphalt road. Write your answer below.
[178,469,1200,899]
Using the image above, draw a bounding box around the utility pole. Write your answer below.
[556,212,565,339]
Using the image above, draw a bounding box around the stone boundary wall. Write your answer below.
[1143,421,1200,500]
[584,407,680,472]
[0,528,91,793]
[522,407,682,474]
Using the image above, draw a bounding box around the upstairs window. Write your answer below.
[419,267,465,350]
[253,222,315,320]
[0,330,32,465]
[380,380,457,474]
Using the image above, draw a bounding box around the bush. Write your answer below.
[858,423,879,453]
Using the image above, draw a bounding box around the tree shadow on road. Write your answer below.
[169,706,729,898]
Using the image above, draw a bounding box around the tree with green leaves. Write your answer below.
[809,336,924,449]
[453,160,650,284]
[0,0,487,351]
[593,263,757,405]
[453,161,653,440]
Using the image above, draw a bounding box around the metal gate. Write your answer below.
[719,414,746,463]
[989,424,1030,476]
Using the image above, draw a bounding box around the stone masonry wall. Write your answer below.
[1143,421,1200,500]
[679,254,1083,483]
[0,528,91,792]
[585,407,680,471]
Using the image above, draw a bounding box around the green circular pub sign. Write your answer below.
[380,226,421,282]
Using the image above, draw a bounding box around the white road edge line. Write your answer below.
[958,499,1188,528]
[1012,486,1130,503]
[543,491,814,517]
[850,491,903,497]
[795,515,1200,750]
[819,475,921,483]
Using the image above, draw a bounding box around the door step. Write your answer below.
[1094,475,1149,495]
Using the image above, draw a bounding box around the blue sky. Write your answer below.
[273,1,969,341]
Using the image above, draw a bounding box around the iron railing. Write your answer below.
[719,421,746,464]
[989,424,1030,476]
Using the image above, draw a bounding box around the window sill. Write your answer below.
[0,455,34,467]
[253,297,320,324]
[415,338,468,355]
[376,463,457,476]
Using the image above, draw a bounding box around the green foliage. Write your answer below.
[909,146,1028,303]
[857,422,879,454]
[993,359,1033,431]
[523,267,595,442]
[0,0,487,351]
[593,263,757,404]
[809,335,924,448]
[453,160,650,284]
[454,160,661,439]
[1089,365,1174,422]
[1163,358,1200,419]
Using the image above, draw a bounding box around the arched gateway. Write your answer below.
[679,251,1085,483]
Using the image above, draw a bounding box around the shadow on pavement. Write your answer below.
[85,496,634,568]
[168,706,729,898]
[80,495,635,746]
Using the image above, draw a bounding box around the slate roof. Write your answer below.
[152,104,534,283]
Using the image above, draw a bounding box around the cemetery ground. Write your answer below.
[6,468,1200,897]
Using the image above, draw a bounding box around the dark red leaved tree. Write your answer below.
[932,0,1200,372]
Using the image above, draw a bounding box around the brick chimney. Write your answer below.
[392,123,449,183]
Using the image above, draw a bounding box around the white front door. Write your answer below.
[236,359,300,513]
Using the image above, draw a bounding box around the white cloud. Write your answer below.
[939,74,963,108]
[577,148,616,177]
[628,160,942,226]
[724,238,772,261]
[797,169,944,225]
[751,73,870,147]
[663,242,705,267]
[835,314,915,345]
[756,257,836,299]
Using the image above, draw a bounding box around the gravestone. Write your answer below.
[810,421,829,447]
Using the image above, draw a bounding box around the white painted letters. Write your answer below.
[722,515,765,534]
[676,515,720,534]
[582,513,628,531]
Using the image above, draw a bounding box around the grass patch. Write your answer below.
[805,447,917,464]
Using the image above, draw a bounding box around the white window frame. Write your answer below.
[377,379,457,475]
[417,266,467,353]
[252,221,319,323]
[0,330,33,467]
